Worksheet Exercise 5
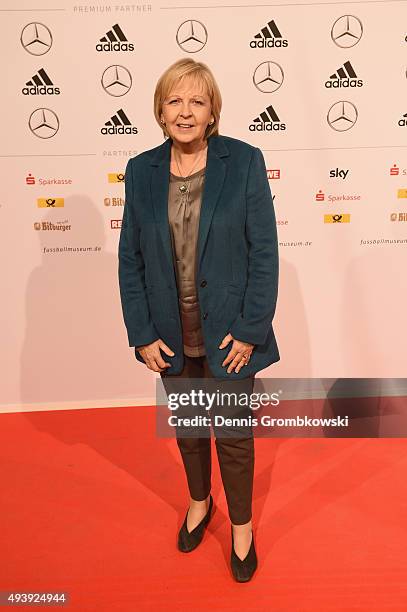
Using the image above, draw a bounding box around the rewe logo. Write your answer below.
[249,105,286,131]
[22,68,60,95]
[96,24,134,52]
[325,61,363,88]
[267,169,280,179]
[101,109,138,135]
[250,19,288,48]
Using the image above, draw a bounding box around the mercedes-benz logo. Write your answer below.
[327,101,358,132]
[29,108,59,139]
[253,61,284,93]
[101,65,132,97]
[20,22,53,56]
[176,20,208,53]
[331,15,363,48]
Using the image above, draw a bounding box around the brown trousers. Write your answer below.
[160,354,255,525]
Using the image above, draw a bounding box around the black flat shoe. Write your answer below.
[178,495,214,553]
[230,526,258,582]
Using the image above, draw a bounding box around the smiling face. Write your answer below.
[160,76,214,147]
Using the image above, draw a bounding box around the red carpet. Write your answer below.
[1,404,407,611]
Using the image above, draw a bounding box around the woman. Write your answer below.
[118,58,279,582]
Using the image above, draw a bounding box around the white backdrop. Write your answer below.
[1,1,406,411]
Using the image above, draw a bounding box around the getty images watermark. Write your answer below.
[155,378,407,438]
[164,388,349,430]
[153,377,404,439]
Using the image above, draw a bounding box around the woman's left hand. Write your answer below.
[219,333,255,374]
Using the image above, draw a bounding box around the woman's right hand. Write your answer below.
[136,339,175,373]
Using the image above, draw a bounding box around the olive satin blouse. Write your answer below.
[168,167,206,357]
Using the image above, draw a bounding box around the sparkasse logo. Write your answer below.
[96,24,134,52]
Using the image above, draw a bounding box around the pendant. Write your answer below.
[179,183,187,193]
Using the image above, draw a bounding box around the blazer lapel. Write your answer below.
[149,135,229,282]
[196,136,228,271]
[150,138,175,282]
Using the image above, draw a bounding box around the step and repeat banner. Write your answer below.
[1,2,406,410]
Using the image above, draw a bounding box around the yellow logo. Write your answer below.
[324,214,350,223]
[37,198,64,208]
[108,173,125,183]
[397,188,407,199]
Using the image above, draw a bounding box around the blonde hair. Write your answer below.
[154,58,222,140]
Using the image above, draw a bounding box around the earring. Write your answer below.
[160,119,165,125]
[209,120,214,125]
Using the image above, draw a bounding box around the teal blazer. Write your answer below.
[118,134,280,379]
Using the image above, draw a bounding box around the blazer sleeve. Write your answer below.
[229,147,279,346]
[118,157,160,348]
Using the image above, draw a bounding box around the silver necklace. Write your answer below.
[174,146,206,193]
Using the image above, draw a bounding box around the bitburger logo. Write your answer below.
[249,104,286,131]
[34,220,71,231]
[250,19,288,48]
[22,68,60,95]
[101,109,138,135]
[391,213,407,221]
[104,197,124,206]
[96,24,134,52]
[325,61,363,88]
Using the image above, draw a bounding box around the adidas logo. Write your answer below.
[325,61,363,88]
[96,24,134,52]
[22,68,60,95]
[249,105,286,131]
[101,109,138,135]
[250,19,288,48]
[398,112,407,127]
